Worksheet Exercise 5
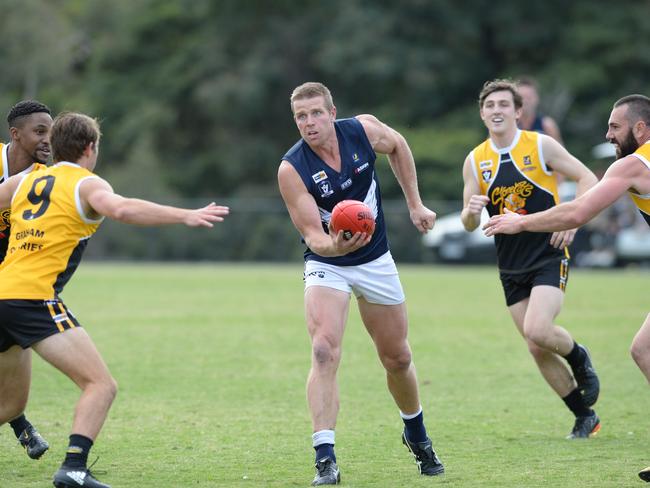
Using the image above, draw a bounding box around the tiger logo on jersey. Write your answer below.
[504,193,527,213]
[469,130,567,273]
[491,181,533,214]
[0,208,10,233]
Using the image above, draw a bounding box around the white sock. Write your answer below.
[312,429,335,447]
[399,405,423,420]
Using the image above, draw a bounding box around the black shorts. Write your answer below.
[499,258,569,306]
[0,299,81,352]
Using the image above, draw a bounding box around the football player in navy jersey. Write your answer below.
[516,76,563,144]
[461,79,600,440]
[278,82,442,485]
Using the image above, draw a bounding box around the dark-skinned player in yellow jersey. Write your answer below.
[0,112,229,488]
[0,100,53,460]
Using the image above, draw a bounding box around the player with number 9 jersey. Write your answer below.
[0,112,229,488]
[0,162,102,299]
[0,142,47,260]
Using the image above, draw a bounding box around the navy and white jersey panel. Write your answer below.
[282,117,389,266]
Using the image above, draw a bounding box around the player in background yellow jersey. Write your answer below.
[484,94,650,483]
[0,112,230,488]
[0,100,52,460]
[461,79,601,440]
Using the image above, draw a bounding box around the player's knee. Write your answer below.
[630,338,648,367]
[86,372,117,396]
[523,326,549,349]
[105,376,118,403]
[381,348,412,373]
[525,339,547,359]
[312,338,340,366]
[91,374,117,405]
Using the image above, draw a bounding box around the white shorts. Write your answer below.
[303,251,405,305]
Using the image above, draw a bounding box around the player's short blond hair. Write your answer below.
[290,82,334,113]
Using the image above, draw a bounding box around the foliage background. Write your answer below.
[1,0,649,261]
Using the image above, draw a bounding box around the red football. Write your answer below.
[330,200,375,239]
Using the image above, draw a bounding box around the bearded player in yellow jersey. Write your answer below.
[0,112,229,488]
[0,100,53,460]
[485,95,650,482]
[461,79,601,439]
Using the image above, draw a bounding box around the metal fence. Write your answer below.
[83,197,650,267]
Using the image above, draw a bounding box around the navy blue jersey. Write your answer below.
[282,117,389,266]
[519,114,545,134]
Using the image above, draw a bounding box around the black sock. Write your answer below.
[314,444,336,463]
[9,414,31,438]
[63,434,93,469]
[564,342,585,370]
[562,388,593,417]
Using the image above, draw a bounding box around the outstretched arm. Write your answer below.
[483,157,642,236]
[356,114,436,233]
[539,134,599,247]
[80,177,229,227]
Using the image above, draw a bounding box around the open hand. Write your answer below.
[483,208,523,236]
[185,202,230,227]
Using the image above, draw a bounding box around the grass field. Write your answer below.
[0,263,648,487]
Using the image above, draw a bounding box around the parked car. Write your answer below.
[614,224,650,266]
[422,210,496,263]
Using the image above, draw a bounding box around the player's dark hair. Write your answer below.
[478,79,523,110]
[614,94,650,126]
[7,100,51,128]
[51,112,101,163]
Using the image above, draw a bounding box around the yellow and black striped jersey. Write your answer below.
[628,141,650,226]
[470,130,567,273]
[0,162,103,299]
[0,142,46,260]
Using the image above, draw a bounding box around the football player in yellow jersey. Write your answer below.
[0,100,53,460]
[461,79,601,439]
[0,112,229,488]
[485,94,650,482]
